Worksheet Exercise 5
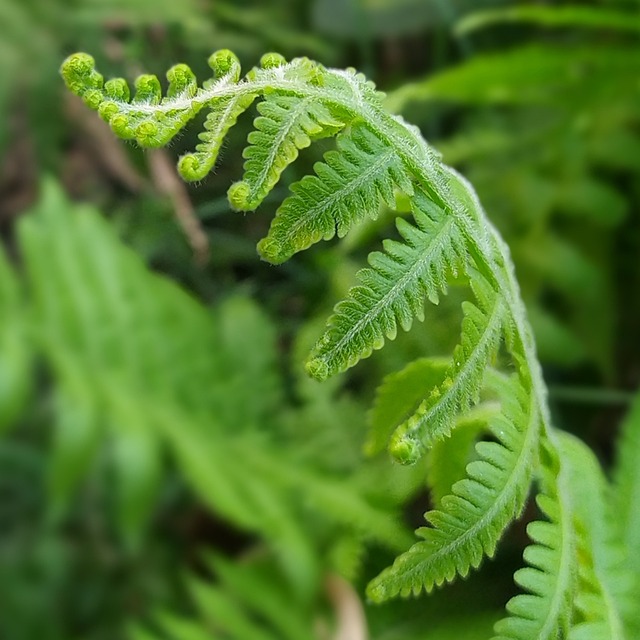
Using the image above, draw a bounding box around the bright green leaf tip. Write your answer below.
[109,115,134,139]
[260,52,287,69]
[389,434,422,465]
[98,101,118,122]
[60,52,103,96]
[365,580,388,604]
[60,52,95,81]
[177,154,203,182]
[208,49,241,80]
[104,78,129,101]
[305,358,329,382]
[257,237,286,264]
[166,63,196,93]
[82,89,104,110]
[135,121,161,147]
[227,181,252,211]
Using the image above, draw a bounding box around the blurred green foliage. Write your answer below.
[0,0,639,639]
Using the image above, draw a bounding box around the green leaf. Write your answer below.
[386,46,637,111]
[367,357,450,455]
[229,94,344,210]
[258,121,412,264]
[492,446,575,640]
[559,433,628,640]
[389,273,506,461]
[427,402,499,507]
[178,92,257,182]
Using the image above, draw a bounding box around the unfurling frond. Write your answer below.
[387,273,506,463]
[229,94,345,211]
[60,46,615,640]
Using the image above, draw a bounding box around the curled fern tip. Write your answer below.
[305,358,329,382]
[389,435,422,466]
[227,181,253,212]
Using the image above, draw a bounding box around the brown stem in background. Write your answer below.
[325,574,369,640]
[66,94,147,194]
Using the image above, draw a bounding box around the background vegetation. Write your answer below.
[1,1,638,638]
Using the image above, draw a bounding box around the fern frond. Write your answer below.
[305,189,463,383]
[14,182,409,586]
[258,121,412,263]
[492,447,575,640]
[60,49,610,638]
[367,357,450,456]
[427,402,500,507]
[367,372,538,601]
[367,355,499,503]
[560,432,629,639]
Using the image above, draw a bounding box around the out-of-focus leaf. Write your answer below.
[386,45,638,111]
[12,181,411,589]
[131,553,319,640]
[554,177,628,227]
[312,0,509,38]
[458,5,640,35]
[527,304,586,368]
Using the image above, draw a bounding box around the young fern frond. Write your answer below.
[386,272,506,460]
[60,49,616,639]
[179,91,257,182]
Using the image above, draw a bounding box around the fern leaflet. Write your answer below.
[367,371,537,601]
[258,121,412,264]
[230,93,345,211]
[305,188,463,383]
[493,445,575,640]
